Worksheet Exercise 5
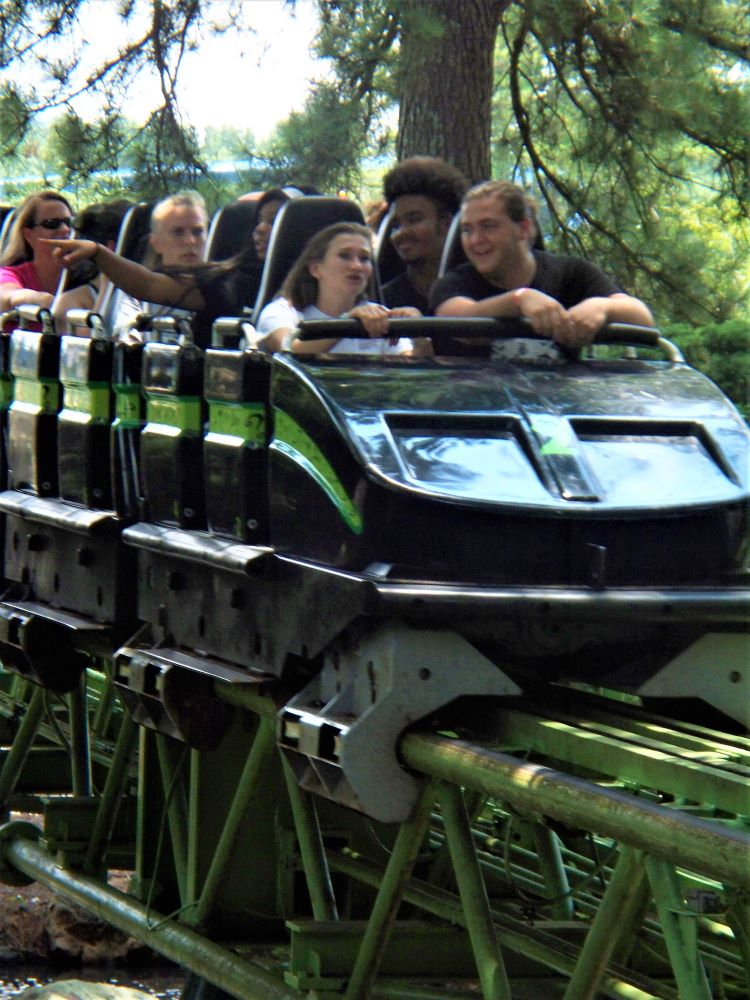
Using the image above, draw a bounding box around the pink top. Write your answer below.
[0,261,42,291]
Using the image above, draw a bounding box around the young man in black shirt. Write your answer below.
[381,156,467,313]
[429,180,653,357]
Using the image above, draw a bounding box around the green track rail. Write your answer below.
[1,667,749,1000]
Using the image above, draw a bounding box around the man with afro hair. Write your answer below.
[381,155,467,313]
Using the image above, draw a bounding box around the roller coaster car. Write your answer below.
[268,318,749,817]
[0,309,138,691]
[1,313,746,820]
[272,320,748,588]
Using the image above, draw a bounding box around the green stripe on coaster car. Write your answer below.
[208,400,266,443]
[61,382,111,421]
[13,376,59,412]
[273,408,363,535]
[113,384,143,428]
[145,395,202,432]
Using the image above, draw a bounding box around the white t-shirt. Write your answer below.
[254,298,413,355]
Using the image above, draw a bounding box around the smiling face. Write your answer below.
[22,198,74,261]
[252,198,284,261]
[460,194,531,283]
[309,233,373,305]
[389,194,450,268]
[149,204,208,266]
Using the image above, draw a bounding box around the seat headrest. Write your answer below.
[438,213,468,275]
[251,196,366,323]
[205,200,259,262]
[374,208,407,288]
[116,202,154,262]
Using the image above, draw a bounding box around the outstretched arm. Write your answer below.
[0,281,54,312]
[44,239,206,312]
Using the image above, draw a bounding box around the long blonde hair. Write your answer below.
[1,190,73,265]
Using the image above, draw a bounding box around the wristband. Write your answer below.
[512,287,529,311]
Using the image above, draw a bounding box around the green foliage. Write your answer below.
[0,85,32,157]
[122,108,207,196]
[202,126,256,162]
[260,81,374,196]
[664,320,750,418]
[490,0,750,325]
[312,0,749,325]
[0,0,747,338]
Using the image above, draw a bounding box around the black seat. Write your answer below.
[438,213,468,276]
[251,197,367,324]
[140,339,206,530]
[96,202,154,334]
[204,200,259,262]
[7,328,62,497]
[374,208,405,290]
[0,207,15,257]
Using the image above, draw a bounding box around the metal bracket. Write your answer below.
[0,597,108,690]
[279,623,520,823]
[638,631,750,728]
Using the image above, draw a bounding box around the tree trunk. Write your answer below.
[396,0,508,183]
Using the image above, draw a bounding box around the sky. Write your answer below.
[171,1,325,138]
[33,0,325,141]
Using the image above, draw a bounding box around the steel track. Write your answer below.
[1,671,749,999]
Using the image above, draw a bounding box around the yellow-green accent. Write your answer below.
[531,416,577,456]
[540,436,576,456]
[145,395,202,432]
[208,401,265,443]
[13,376,59,413]
[0,376,12,409]
[113,385,143,429]
[61,382,111,421]
[273,408,363,535]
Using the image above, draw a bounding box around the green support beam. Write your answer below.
[344,783,435,1000]
[155,734,190,903]
[281,753,339,921]
[401,734,750,890]
[645,858,714,1000]
[3,828,297,1000]
[0,684,45,812]
[189,716,276,930]
[85,711,138,874]
[68,673,93,797]
[562,846,649,1000]
[437,783,511,1000]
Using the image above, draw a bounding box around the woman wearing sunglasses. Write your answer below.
[0,190,74,313]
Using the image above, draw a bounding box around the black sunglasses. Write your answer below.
[31,217,74,231]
